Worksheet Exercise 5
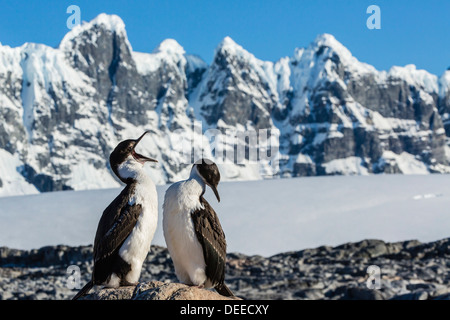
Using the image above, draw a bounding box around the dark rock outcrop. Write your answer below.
[1,238,449,300]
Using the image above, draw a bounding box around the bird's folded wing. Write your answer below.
[191,197,227,287]
[93,183,142,263]
[94,203,142,262]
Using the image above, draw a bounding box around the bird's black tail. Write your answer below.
[72,280,94,300]
[215,283,234,297]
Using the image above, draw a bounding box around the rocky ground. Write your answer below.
[0,237,449,300]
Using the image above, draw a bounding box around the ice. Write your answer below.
[185,54,208,77]
[154,39,185,56]
[1,175,450,256]
[322,156,369,175]
[67,161,120,190]
[381,151,429,175]
[439,70,450,98]
[132,51,161,75]
[413,193,443,200]
[388,64,438,93]
[0,149,39,197]
[133,39,187,76]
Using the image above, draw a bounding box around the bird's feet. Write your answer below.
[120,280,139,287]
[188,283,205,289]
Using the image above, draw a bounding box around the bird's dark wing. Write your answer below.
[191,196,227,288]
[92,182,142,283]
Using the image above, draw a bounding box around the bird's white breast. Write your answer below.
[118,173,158,284]
[163,179,209,286]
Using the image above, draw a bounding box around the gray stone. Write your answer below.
[1,237,449,300]
[81,281,240,300]
[432,293,450,300]
[391,291,429,300]
[344,287,385,300]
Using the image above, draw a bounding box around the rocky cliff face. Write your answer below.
[0,14,449,196]
[273,35,449,177]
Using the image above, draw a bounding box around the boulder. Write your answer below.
[81,281,240,300]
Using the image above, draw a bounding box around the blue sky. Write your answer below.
[0,0,449,75]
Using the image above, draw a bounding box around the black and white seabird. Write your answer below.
[72,131,158,300]
[163,158,234,297]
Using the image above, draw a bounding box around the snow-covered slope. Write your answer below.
[1,175,449,256]
[0,149,38,196]
[1,14,450,197]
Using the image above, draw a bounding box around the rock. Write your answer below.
[403,240,422,250]
[82,281,240,300]
[0,291,13,300]
[1,237,449,300]
[343,287,385,300]
[336,239,388,259]
[406,283,436,291]
[364,242,388,258]
[335,266,365,277]
[432,293,450,300]
[391,291,429,300]
[294,289,325,300]
[82,286,135,300]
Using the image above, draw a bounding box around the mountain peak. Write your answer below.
[299,33,378,76]
[313,33,338,45]
[214,36,258,63]
[90,13,126,33]
[153,39,185,56]
[59,13,128,50]
[219,36,238,48]
[216,36,247,54]
[312,33,352,58]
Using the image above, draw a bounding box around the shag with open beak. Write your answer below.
[109,131,158,183]
[162,158,234,297]
[72,131,159,300]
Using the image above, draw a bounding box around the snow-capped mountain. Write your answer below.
[0,14,449,197]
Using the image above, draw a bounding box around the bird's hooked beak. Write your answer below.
[209,184,220,203]
[132,131,158,164]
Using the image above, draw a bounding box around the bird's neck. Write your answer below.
[188,166,206,195]
[116,157,149,185]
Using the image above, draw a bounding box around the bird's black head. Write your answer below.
[193,158,221,202]
[110,131,157,183]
